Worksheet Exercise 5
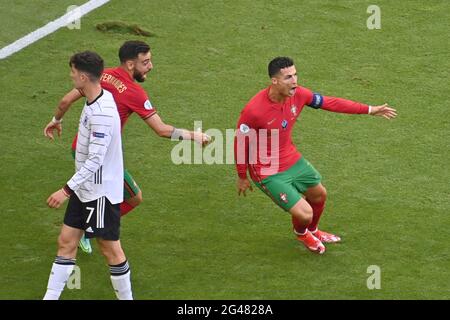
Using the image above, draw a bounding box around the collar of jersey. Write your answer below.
[114,66,134,82]
[266,86,287,109]
[86,89,104,106]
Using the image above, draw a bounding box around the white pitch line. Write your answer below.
[0,0,110,60]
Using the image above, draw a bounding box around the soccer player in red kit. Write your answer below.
[235,57,397,254]
[44,41,210,253]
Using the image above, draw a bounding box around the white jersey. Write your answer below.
[67,89,123,204]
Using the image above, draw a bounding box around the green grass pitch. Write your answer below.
[0,0,448,299]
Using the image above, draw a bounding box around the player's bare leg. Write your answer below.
[97,239,133,300]
[121,170,142,216]
[290,198,325,254]
[121,190,142,216]
[57,225,83,258]
[126,190,142,207]
[304,184,341,243]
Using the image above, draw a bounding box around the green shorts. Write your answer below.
[254,157,322,211]
[71,148,140,201]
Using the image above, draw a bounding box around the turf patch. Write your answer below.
[96,21,154,37]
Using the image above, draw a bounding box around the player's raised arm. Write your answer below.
[304,89,397,119]
[320,96,397,119]
[144,113,211,145]
[43,88,83,140]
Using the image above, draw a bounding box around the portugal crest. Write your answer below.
[280,193,288,203]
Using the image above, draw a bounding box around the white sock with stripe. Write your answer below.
[43,256,76,300]
[293,228,308,236]
[110,260,133,300]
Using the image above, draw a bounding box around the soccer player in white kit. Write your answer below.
[43,51,132,300]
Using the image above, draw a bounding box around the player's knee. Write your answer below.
[318,187,327,201]
[57,234,77,255]
[98,244,125,263]
[98,243,111,259]
[308,185,327,203]
[135,190,143,205]
[297,212,312,226]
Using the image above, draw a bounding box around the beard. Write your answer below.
[133,70,146,82]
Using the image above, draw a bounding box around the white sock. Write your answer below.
[43,257,76,300]
[293,228,308,236]
[110,260,133,300]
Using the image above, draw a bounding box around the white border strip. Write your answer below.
[0,0,110,60]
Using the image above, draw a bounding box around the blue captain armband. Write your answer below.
[307,93,324,109]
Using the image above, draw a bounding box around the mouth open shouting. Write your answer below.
[288,85,297,96]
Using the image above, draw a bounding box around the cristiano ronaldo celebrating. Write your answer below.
[235,57,397,254]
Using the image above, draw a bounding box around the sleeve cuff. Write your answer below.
[142,110,157,121]
[63,184,74,197]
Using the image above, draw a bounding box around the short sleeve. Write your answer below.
[295,87,313,106]
[297,86,324,109]
[128,88,157,120]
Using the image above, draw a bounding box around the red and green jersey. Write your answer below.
[234,86,369,181]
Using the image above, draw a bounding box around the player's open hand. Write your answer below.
[44,121,62,140]
[370,103,397,120]
[237,178,253,196]
[47,189,69,208]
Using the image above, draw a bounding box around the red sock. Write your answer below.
[307,200,325,232]
[291,216,307,235]
[120,202,135,217]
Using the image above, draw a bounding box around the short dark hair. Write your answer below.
[268,57,294,77]
[119,40,151,63]
[69,51,104,80]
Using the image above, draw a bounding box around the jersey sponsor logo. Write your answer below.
[267,118,277,125]
[144,100,153,110]
[281,119,288,129]
[92,132,106,138]
[280,193,288,203]
[239,123,250,133]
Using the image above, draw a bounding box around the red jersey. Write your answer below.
[234,86,369,181]
[72,67,157,150]
[100,67,157,129]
